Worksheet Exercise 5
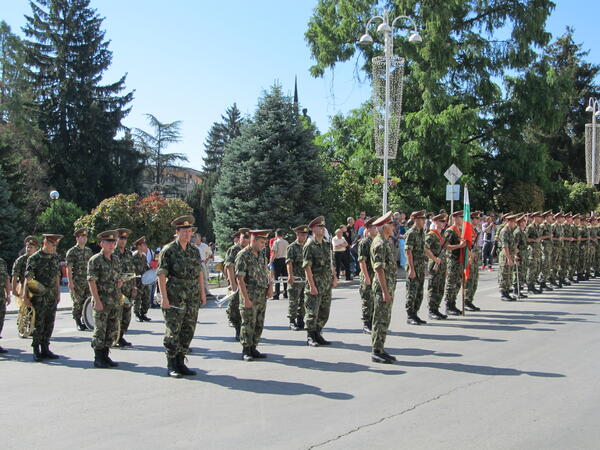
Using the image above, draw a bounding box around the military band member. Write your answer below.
[498,215,517,301]
[443,211,467,315]
[88,230,122,368]
[0,255,11,353]
[24,234,63,361]
[370,211,397,364]
[11,236,39,298]
[513,214,529,299]
[464,211,482,311]
[65,227,93,331]
[303,216,338,347]
[286,225,309,331]
[525,212,543,293]
[236,230,272,361]
[539,211,554,290]
[425,214,448,320]
[224,228,250,340]
[549,212,563,288]
[157,216,205,378]
[112,228,136,347]
[357,217,377,333]
[132,236,152,322]
[405,210,428,325]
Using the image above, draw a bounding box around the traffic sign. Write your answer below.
[446,184,460,201]
[444,164,462,185]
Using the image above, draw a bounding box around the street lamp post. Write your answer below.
[360,10,421,214]
[586,97,600,186]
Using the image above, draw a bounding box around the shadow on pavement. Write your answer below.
[390,330,507,343]
[396,360,566,377]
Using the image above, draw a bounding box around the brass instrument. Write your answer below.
[273,276,305,285]
[27,279,47,296]
[216,290,238,308]
[16,296,35,338]
[82,297,95,330]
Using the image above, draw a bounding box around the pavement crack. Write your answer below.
[307,379,487,449]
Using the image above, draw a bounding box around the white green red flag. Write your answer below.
[462,186,473,280]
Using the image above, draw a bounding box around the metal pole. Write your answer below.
[450,188,454,216]
[593,100,597,185]
[382,20,391,214]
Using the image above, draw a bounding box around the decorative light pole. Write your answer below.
[585,97,600,185]
[360,11,421,214]
[49,190,60,201]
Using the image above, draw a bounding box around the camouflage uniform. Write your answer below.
[563,223,574,279]
[12,253,29,290]
[132,251,150,317]
[88,252,121,350]
[371,233,397,353]
[425,230,446,311]
[25,250,61,347]
[224,243,243,328]
[551,221,564,283]
[577,224,586,276]
[443,226,462,310]
[65,245,93,321]
[357,236,374,326]
[113,248,136,342]
[539,222,553,284]
[405,226,426,316]
[526,223,542,285]
[498,225,515,293]
[0,258,9,337]
[513,225,528,291]
[465,229,481,304]
[303,238,333,333]
[235,247,269,349]
[285,239,305,324]
[158,240,203,358]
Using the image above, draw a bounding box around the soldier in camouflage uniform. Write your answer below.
[591,217,599,277]
[405,210,428,325]
[236,230,272,361]
[548,213,563,288]
[563,213,576,283]
[370,211,397,364]
[443,210,467,315]
[555,213,570,286]
[303,216,338,347]
[357,217,377,333]
[584,218,594,279]
[112,228,136,347]
[464,211,483,311]
[24,234,62,361]
[158,216,205,378]
[573,215,586,281]
[286,225,309,331]
[88,230,123,368]
[11,236,38,298]
[425,214,448,320]
[66,227,93,331]
[539,211,555,290]
[224,228,250,340]
[526,212,543,293]
[512,215,529,299]
[498,215,517,301]
[0,255,11,353]
[132,236,151,321]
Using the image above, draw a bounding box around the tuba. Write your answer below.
[16,296,35,338]
[216,290,238,308]
[27,279,47,296]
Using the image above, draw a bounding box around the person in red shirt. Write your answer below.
[354,211,366,232]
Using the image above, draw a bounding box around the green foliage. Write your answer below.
[186,174,217,242]
[75,192,193,250]
[213,84,326,250]
[37,199,86,256]
[0,166,22,265]
[202,104,244,174]
[558,182,599,214]
[495,181,545,212]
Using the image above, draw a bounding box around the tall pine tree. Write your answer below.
[23,0,142,210]
[213,85,325,249]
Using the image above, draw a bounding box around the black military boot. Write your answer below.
[94,349,109,368]
[446,305,462,316]
[428,309,447,320]
[406,313,421,325]
[289,319,300,331]
[33,344,44,362]
[167,356,182,377]
[556,279,563,288]
[381,350,397,362]
[234,324,241,341]
[75,317,87,331]
[135,314,144,322]
[242,347,254,361]
[362,322,372,334]
[527,284,542,294]
[250,346,267,359]
[0,345,7,354]
[540,281,553,291]
[315,329,331,345]
[307,331,319,347]
[141,314,152,322]
[501,291,516,302]
[40,343,59,359]
[296,316,305,330]
[176,354,196,376]
[372,350,392,364]
[103,349,119,367]
[572,275,579,283]
[117,337,132,347]
[465,301,481,312]
[562,278,571,286]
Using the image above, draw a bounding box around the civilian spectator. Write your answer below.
[332,228,350,280]
[270,229,289,299]
[395,211,407,268]
[354,211,366,232]
[193,233,214,298]
[482,214,496,270]
[342,223,356,279]
[425,213,433,232]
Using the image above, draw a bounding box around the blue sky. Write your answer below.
[2,1,599,170]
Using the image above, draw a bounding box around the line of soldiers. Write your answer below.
[497,211,599,301]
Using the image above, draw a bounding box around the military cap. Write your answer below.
[451,210,464,218]
[115,228,132,239]
[170,215,195,229]
[250,229,271,238]
[238,227,251,238]
[515,214,527,223]
[372,211,393,227]
[292,225,309,233]
[542,210,553,217]
[471,211,482,219]
[505,214,518,221]
[432,213,447,221]
[364,216,377,228]
[24,235,39,246]
[501,213,510,220]
[308,216,326,228]
[572,214,580,219]
[73,227,89,237]
[97,230,118,242]
[529,212,540,218]
[43,234,63,243]
[133,236,147,247]
[553,212,563,219]
[410,210,427,219]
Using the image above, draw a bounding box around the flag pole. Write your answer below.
[461,184,469,316]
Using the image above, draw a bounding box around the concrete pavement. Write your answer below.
[2,269,600,449]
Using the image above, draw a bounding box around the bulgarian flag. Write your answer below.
[462,186,473,281]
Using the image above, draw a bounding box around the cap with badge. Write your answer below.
[24,235,39,246]
[97,230,118,242]
[115,228,132,239]
[308,216,326,228]
[73,227,89,237]
[372,211,393,227]
[133,236,147,247]
[432,213,447,221]
[410,210,427,219]
[451,210,464,218]
[363,216,377,228]
[292,225,309,233]
[170,215,195,229]
[250,229,271,239]
[43,234,63,243]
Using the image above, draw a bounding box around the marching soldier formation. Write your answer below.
[0,209,598,373]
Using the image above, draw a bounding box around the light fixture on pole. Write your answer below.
[49,190,60,201]
[585,97,600,186]
[360,11,421,214]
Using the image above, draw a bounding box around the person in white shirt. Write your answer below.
[193,233,213,297]
[270,229,289,299]
[331,228,349,279]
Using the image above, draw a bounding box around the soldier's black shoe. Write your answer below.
[0,346,7,353]
[381,350,397,362]
[500,291,516,302]
[75,318,87,331]
[118,337,132,347]
[372,351,393,364]
[242,347,254,361]
[362,323,372,334]
[167,357,183,377]
[290,322,300,331]
[517,292,528,299]
[103,349,119,367]
[250,346,267,359]
[315,332,331,346]
[141,314,152,322]
[428,309,447,320]
[465,302,481,312]
[136,314,144,322]
[540,282,553,291]
[41,344,59,359]
[235,325,241,341]
[296,316,305,330]
[307,332,319,347]
[527,284,542,294]
[446,306,463,316]
[407,315,421,325]
[176,354,196,375]
[562,279,571,286]
[94,350,109,368]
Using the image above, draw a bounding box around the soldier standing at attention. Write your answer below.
[548,212,563,288]
[66,228,93,331]
[443,211,467,316]
[224,228,250,341]
[370,211,397,364]
[555,213,570,286]
[132,236,152,322]
[563,213,575,283]
[88,230,122,368]
[236,230,272,361]
[357,217,377,333]
[539,211,555,291]
[112,228,136,348]
[0,254,11,353]
[24,234,63,361]
[512,214,529,299]
[498,215,517,301]
[157,216,205,378]
[405,210,428,325]
[425,214,448,320]
[464,211,483,311]
[11,236,39,299]
[526,212,543,294]
[286,225,309,331]
[303,216,338,347]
